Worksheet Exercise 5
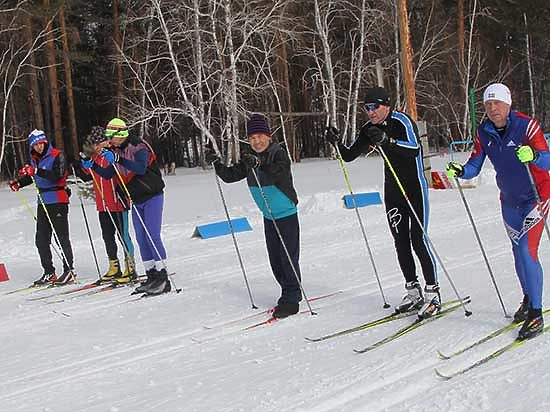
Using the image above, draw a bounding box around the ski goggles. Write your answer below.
[105,127,128,139]
[363,103,381,112]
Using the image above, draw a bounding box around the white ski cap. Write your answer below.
[483,83,512,106]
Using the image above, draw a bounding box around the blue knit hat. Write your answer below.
[28,129,48,147]
[246,114,270,136]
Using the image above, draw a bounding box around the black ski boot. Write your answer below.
[513,295,529,323]
[141,268,171,296]
[33,272,58,286]
[517,308,544,341]
[272,302,299,319]
[134,268,157,294]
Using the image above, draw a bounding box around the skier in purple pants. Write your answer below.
[85,118,170,296]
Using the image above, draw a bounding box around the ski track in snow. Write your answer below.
[1,156,549,412]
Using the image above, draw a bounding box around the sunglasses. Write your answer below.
[364,103,381,112]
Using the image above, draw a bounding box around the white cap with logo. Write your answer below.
[483,83,512,106]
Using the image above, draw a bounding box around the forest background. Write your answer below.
[1,0,549,178]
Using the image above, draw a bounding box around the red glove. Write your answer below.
[9,181,20,192]
[18,165,36,177]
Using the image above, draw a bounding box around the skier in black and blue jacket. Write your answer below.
[206,114,302,318]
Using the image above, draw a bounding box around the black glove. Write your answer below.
[366,127,388,146]
[204,148,220,165]
[325,126,341,147]
[241,153,260,169]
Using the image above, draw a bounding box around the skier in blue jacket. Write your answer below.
[447,83,550,340]
[206,114,302,318]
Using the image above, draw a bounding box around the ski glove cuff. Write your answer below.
[516,145,538,163]
[102,149,120,164]
[325,126,341,147]
[242,153,261,169]
[445,162,464,178]
[204,149,221,165]
[366,127,388,146]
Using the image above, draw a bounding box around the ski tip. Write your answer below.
[436,350,450,360]
[353,348,365,354]
[434,368,452,380]
[304,337,318,342]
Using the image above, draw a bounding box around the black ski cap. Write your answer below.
[363,87,391,106]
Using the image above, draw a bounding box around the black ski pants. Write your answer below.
[384,192,437,286]
[264,213,302,305]
[36,203,74,274]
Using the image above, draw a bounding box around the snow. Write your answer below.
[1,154,549,412]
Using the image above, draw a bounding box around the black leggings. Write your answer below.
[35,203,74,274]
[385,196,436,286]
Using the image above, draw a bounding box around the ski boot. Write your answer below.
[513,295,529,324]
[133,268,157,294]
[395,281,424,314]
[33,272,58,286]
[100,259,121,283]
[418,284,441,319]
[141,268,171,296]
[273,302,300,319]
[517,309,544,341]
[112,257,138,285]
[54,269,76,285]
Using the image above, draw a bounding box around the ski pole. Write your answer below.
[333,143,390,309]
[453,177,510,318]
[71,165,102,282]
[112,163,182,293]
[212,163,257,309]
[249,167,316,315]
[30,176,72,273]
[523,163,550,242]
[378,147,472,316]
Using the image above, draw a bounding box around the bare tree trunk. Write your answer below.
[397,0,417,120]
[314,0,337,127]
[394,2,401,108]
[462,0,478,140]
[274,31,296,160]
[43,0,63,149]
[223,0,240,162]
[113,0,124,115]
[524,13,535,117]
[23,13,44,130]
[59,6,78,159]
[349,0,367,141]
[192,0,207,168]
[457,0,465,68]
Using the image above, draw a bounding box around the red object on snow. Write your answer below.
[431,171,453,189]
[0,263,9,282]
